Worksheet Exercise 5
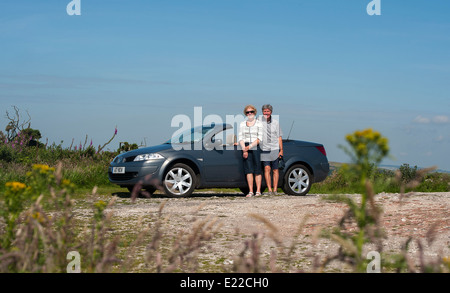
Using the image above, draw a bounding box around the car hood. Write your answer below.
[283,139,322,147]
[119,143,173,157]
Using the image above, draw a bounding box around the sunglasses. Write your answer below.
[246,111,255,114]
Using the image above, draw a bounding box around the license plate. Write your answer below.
[112,167,125,174]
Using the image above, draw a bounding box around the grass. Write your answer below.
[310,162,449,194]
[1,133,448,195]
[1,128,449,273]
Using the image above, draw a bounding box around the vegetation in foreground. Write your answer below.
[1,112,449,272]
[1,106,448,195]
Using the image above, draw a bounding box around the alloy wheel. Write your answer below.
[288,167,310,193]
[282,164,312,196]
[164,166,193,196]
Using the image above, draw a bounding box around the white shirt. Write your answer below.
[238,119,263,144]
[259,117,283,161]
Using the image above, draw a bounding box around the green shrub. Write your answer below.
[311,164,449,194]
[399,163,417,183]
[0,144,16,163]
[416,172,450,192]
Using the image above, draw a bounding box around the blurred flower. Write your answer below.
[32,164,55,174]
[94,200,107,210]
[31,211,46,224]
[5,181,27,192]
[343,128,389,171]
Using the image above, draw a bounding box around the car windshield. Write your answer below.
[165,125,216,144]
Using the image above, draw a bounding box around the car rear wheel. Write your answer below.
[163,163,196,197]
[282,164,312,196]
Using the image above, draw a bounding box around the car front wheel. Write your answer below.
[127,186,156,197]
[282,164,312,196]
[163,163,196,197]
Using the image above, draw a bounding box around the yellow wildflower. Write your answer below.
[5,181,27,192]
[31,211,46,224]
[373,130,381,140]
[32,164,55,174]
[356,143,368,155]
[94,200,107,209]
[361,128,372,137]
[61,179,75,190]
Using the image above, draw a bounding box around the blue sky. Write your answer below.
[1,0,449,170]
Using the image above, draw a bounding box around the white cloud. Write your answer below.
[434,135,445,143]
[414,115,449,124]
[432,115,449,124]
[413,115,430,124]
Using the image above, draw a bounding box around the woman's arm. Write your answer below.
[238,123,248,155]
[250,121,262,149]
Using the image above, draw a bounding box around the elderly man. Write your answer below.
[259,104,283,195]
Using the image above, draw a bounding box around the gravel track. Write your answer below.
[94,190,450,272]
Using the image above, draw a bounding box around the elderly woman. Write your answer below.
[238,105,263,197]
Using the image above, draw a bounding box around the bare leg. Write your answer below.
[273,169,279,193]
[255,174,262,194]
[246,174,254,194]
[264,166,272,192]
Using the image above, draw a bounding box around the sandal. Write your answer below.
[255,192,262,196]
[246,192,254,198]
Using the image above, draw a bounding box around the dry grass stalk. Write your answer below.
[143,202,223,273]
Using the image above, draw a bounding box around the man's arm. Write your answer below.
[278,136,283,157]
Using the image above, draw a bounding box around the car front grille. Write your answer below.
[108,172,138,181]
[124,156,137,162]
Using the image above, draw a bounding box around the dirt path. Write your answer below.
[97,191,450,272]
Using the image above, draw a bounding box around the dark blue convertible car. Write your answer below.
[109,123,329,197]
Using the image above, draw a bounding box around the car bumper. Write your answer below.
[108,160,164,187]
[314,162,330,182]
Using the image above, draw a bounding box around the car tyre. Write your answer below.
[163,163,196,197]
[127,185,156,197]
[239,187,250,195]
[282,164,312,196]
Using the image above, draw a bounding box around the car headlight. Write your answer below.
[133,153,164,161]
